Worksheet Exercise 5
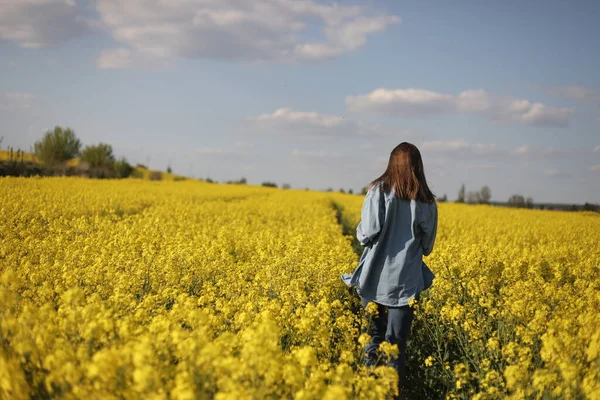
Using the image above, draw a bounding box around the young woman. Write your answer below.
[342,142,438,396]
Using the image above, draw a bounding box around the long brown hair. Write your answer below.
[368,142,436,203]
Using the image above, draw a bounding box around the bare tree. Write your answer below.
[525,197,534,209]
[466,191,479,204]
[508,194,526,208]
[478,186,491,204]
[457,184,465,203]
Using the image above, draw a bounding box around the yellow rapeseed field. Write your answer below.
[0,178,398,400]
[0,150,39,163]
[332,193,600,399]
[1,177,599,399]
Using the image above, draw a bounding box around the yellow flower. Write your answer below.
[358,333,372,347]
[365,302,379,316]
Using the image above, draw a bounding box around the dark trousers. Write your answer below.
[360,296,415,389]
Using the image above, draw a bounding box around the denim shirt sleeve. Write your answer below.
[419,202,438,256]
[356,186,384,246]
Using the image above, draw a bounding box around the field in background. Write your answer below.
[1,177,599,399]
[0,150,40,164]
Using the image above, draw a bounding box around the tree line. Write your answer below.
[0,127,137,179]
[34,126,134,178]
[455,184,534,208]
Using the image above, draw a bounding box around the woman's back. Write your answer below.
[350,182,437,307]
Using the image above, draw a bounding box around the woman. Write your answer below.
[342,142,438,396]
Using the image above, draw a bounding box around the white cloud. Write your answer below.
[543,169,568,178]
[456,89,490,113]
[195,141,252,156]
[291,149,340,159]
[249,107,391,138]
[96,48,169,70]
[254,108,345,128]
[421,140,470,151]
[511,145,530,155]
[0,0,87,48]
[234,141,253,149]
[421,140,498,155]
[196,147,227,155]
[346,88,571,127]
[95,0,399,68]
[463,163,496,169]
[491,99,570,127]
[510,145,561,158]
[0,92,35,110]
[420,140,578,166]
[346,88,455,116]
[535,85,600,103]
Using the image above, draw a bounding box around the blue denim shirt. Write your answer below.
[341,182,437,307]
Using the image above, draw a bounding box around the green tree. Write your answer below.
[114,157,134,178]
[80,143,116,178]
[34,126,81,166]
[80,143,115,169]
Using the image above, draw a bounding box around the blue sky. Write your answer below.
[1,0,599,203]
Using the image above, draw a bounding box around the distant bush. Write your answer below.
[131,169,145,179]
[227,177,247,185]
[0,161,44,177]
[136,163,148,169]
[582,202,600,213]
[262,181,278,188]
[114,157,134,178]
[149,171,162,181]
